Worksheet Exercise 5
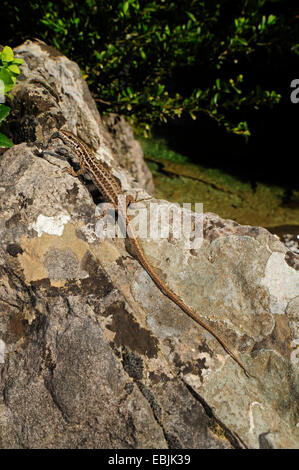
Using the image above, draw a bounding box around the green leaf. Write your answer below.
[0,132,13,148]
[213,92,220,105]
[0,68,14,91]
[0,104,11,122]
[186,12,197,22]
[123,1,129,15]
[7,64,20,75]
[291,44,299,55]
[1,46,14,63]
[238,38,248,46]
[157,84,165,95]
[12,58,24,65]
[267,14,276,25]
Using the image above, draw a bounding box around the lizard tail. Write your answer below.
[127,225,251,378]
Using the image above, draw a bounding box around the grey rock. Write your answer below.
[103,113,155,196]
[0,40,298,449]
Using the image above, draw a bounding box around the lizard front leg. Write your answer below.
[62,166,86,177]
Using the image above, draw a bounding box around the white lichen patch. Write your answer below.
[261,252,299,314]
[29,214,70,237]
[0,339,5,364]
[249,401,264,434]
[80,222,98,243]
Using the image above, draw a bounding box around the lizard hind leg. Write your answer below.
[128,192,153,206]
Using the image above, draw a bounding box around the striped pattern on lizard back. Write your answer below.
[59,129,122,207]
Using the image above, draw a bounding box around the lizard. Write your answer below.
[52,129,251,378]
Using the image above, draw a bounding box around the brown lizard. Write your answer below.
[53,129,251,377]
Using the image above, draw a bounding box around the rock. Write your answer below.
[0,40,298,449]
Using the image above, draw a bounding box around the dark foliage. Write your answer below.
[1,0,298,187]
